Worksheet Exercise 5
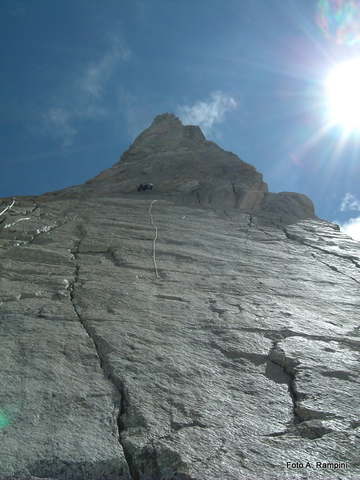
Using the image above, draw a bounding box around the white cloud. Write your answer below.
[80,36,130,98]
[338,216,360,241]
[42,35,129,146]
[340,193,360,211]
[81,54,117,98]
[46,108,77,147]
[177,91,237,135]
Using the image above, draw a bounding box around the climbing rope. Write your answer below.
[148,200,159,278]
[0,198,15,217]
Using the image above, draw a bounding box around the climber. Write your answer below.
[137,183,153,192]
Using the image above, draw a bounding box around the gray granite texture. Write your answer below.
[0,115,359,479]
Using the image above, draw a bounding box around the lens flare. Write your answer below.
[0,403,21,429]
[316,0,360,45]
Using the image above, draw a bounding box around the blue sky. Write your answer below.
[1,0,360,239]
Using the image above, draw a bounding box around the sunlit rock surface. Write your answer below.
[0,115,359,479]
[45,113,315,222]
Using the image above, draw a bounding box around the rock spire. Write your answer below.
[54,113,315,222]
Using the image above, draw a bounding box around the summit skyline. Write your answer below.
[1,0,360,239]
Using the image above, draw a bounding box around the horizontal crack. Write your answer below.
[155,294,187,302]
[310,252,360,285]
[282,226,360,283]
[210,341,267,366]
[239,326,360,351]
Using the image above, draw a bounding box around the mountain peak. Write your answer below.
[40,114,315,223]
[119,113,206,163]
[152,112,182,125]
[80,114,314,222]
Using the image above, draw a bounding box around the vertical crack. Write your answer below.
[68,225,137,479]
[148,200,159,278]
[268,342,337,440]
[230,182,240,209]
[243,213,252,257]
[268,342,302,427]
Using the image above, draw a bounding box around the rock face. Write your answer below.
[0,114,359,480]
[48,114,315,222]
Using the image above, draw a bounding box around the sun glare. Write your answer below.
[326,58,360,132]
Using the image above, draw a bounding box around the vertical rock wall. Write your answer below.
[0,194,359,479]
[0,115,359,479]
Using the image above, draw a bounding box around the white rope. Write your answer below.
[148,200,159,278]
[0,198,15,217]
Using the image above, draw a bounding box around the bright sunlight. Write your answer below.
[326,58,360,132]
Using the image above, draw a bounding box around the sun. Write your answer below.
[326,58,360,132]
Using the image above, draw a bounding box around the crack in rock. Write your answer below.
[267,342,340,440]
[240,326,360,352]
[243,213,252,257]
[0,201,69,248]
[67,225,136,479]
[310,252,360,285]
[155,294,186,302]
[268,343,302,427]
[282,225,360,284]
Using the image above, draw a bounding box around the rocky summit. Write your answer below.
[0,114,359,480]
